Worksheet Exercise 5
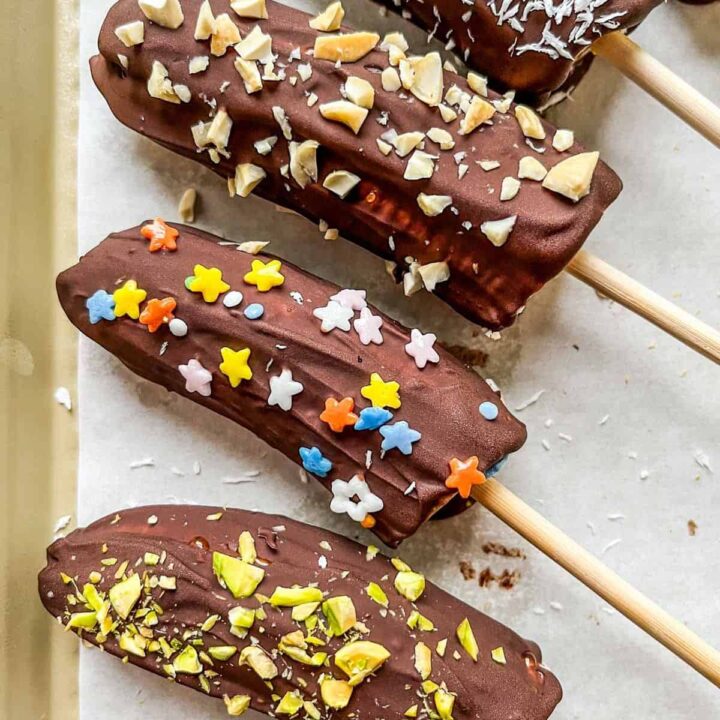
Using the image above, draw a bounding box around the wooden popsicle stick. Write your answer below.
[472,478,720,686]
[591,33,720,149]
[565,250,720,364]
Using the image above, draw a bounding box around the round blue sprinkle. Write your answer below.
[244,303,265,320]
[479,401,499,421]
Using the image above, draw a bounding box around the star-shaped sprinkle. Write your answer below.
[320,397,358,432]
[330,288,367,311]
[187,264,230,303]
[313,300,354,333]
[267,368,304,411]
[299,446,332,477]
[445,456,486,498]
[479,401,499,421]
[379,421,421,455]
[141,218,179,252]
[113,280,147,319]
[178,358,212,396]
[361,372,401,409]
[139,297,176,332]
[243,259,285,292]
[354,406,393,431]
[353,307,384,346]
[219,346,253,388]
[86,290,116,324]
[330,474,384,523]
[405,328,440,369]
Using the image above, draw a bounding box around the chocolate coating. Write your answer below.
[376,0,663,103]
[92,0,622,330]
[39,505,562,719]
[57,224,527,546]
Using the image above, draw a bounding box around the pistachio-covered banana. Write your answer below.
[39,506,561,719]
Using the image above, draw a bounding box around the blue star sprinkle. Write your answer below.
[244,303,265,320]
[354,407,393,431]
[86,290,116,324]
[379,421,421,456]
[299,446,333,478]
[479,401,499,421]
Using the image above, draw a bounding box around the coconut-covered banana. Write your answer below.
[56,222,526,547]
[374,0,663,103]
[39,505,562,718]
[92,0,621,330]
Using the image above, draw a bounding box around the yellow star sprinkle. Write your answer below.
[188,264,230,303]
[243,259,285,292]
[360,372,401,409]
[219,347,253,388]
[113,280,147,319]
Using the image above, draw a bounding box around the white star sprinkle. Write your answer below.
[267,368,304,411]
[353,307,384,345]
[330,288,367,311]
[313,300,354,333]
[404,328,440,369]
[178,359,213,396]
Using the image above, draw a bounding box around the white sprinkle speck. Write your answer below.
[170,467,185,477]
[532,607,545,615]
[598,414,610,426]
[272,525,286,532]
[147,514,158,525]
[607,513,625,521]
[299,468,309,484]
[53,514,72,537]
[290,291,304,305]
[365,450,373,470]
[130,458,155,469]
[159,341,169,356]
[694,450,713,473]
[558,432,572,442]
[266,358,274,372]
[541,439,550,451]
[53,387,72,411]
[628,451,638,460]
[640,469,649,480]
[549,601,563,611]
[318,555,328,569]
[404,481,416,496]
[544,418,553,428]
[193,461,202,475]
[586,521,596,535]
[601,538,622,555]
[602,606,616,615]
[276,344,287,350]
[221,476,257,484]
[514,389,545,411]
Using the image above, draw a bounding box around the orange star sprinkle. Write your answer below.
[139,297,176,332]
[320,397,358,433]
[141,218,179,252]
[445,456,486,499]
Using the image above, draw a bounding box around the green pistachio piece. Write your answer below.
[291,601,320,621]
[159,637,173,658]
[365,545,379,561]
[334,640,391,686]
[269,586,323,607]
[305,614,318,631]
[366,582,388,607]
[491,646,506,665]
[201,614,220,632]
[223,694,251,716]
[143,610,159,627]
[279,630,327,666]
[456,618,478,661]
[119,630,146,657]
[108,573,142,620]
[238,531,257,564]
[406,610,434,631]
[421,680,439,694]
[81,583,104,612]
[228,606,256,629]
[320,678,353,709]
[213,552,265,599]
[391,557,412,572]
[275,691,304,715]
[303,700,321,720]
[322,596,357,636]
[404,704,419,717]
[143,552,160,566]
[66,611,98,630]
[394,571,425,602]
[434,688,456,720]
[209,645,238,661]
[173,645,203,674]
[435,638,448,657]
[414,642,432,680]
[239,645,278,679]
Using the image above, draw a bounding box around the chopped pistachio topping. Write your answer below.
[320,678,353,709]
[108,573,141,620]
[366,581,388,607]
[173,645,203,674]
[434,687,456,720]
[240,645,278,679]
[209,645,238,661]
[322,596,357,635]
[223,693,252,716]
[335,640,390,686]
[309,2,345,32]
[414,641,432,680]
[276,691,304,715]
[436,638,448,656]
[491,646,507,664]
[270,586,324,607]
[456,618,479,661]
[291,601,320,621]
[407,610,434,632]
[212,552,265,598]
[228,605,256,630]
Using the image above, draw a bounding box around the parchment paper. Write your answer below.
[76,1,720,717]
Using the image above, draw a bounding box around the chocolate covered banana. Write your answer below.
[39,505,562,718]
[376,0,663,102]
[92,0,621,330]
[57,222,526,547]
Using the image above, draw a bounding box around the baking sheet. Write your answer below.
[76,1,719,717]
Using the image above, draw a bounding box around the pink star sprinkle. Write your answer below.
[178,359,213,396]
[404,328,440,369]
[330,288,367,311]
[353,307,384,346]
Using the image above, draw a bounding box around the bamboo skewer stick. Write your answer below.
[591,33,720,149]
[472,478,720,686]
[565,250,720,364]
